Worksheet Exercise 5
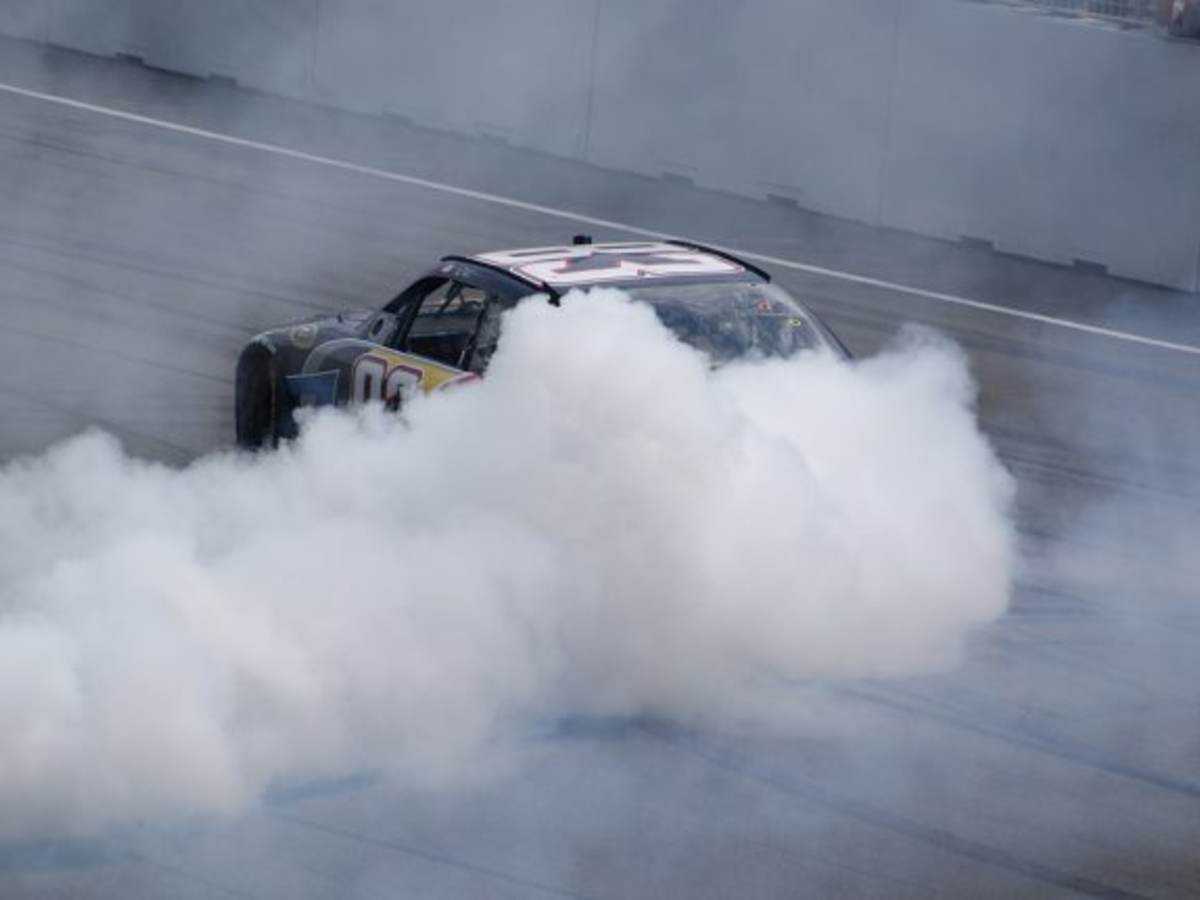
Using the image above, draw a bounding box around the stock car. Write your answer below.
[234,238,849,448]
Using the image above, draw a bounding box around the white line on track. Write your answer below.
[2,79,1198,359]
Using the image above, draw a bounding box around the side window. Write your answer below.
[383,277,448,317]
[403,281,492,370]
[368,277,448,350]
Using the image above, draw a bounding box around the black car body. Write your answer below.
[235,240,849,448]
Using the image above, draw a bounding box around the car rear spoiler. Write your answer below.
[665,239,771,281]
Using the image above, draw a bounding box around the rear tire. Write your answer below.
[235,345,282,450]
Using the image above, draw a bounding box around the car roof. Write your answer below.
[469,241,766,290]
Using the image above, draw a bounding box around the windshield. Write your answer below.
[624,281,835,363]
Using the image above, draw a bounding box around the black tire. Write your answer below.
[235,345,284,450]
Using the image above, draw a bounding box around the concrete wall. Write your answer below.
[0,0,1196,291]
[585,0,896,226]
[311,0,595,158]
[882,2,1200,289]
[0,0,318,91]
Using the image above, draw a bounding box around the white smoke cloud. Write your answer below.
[0,289,1015,835]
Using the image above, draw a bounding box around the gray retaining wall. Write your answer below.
[2,0,1196,290]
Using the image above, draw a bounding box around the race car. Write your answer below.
[235,238,849,448]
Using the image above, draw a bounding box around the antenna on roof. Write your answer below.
[572,234,593,245]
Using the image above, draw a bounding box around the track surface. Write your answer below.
[1,41,1199,900]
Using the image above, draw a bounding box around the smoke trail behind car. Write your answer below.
[0,289,1015,835]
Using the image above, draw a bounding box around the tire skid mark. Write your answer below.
[643,722,1153,900]
[0,321,232,387]
[274,812,601,900]
[0,384,193,463]
[0,226,338,319]
[838,685,1200,801]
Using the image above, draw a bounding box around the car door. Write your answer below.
[295,276,495,411]
[396,279,499,373]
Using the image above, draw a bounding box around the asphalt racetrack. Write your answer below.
[1,40,1199,900]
